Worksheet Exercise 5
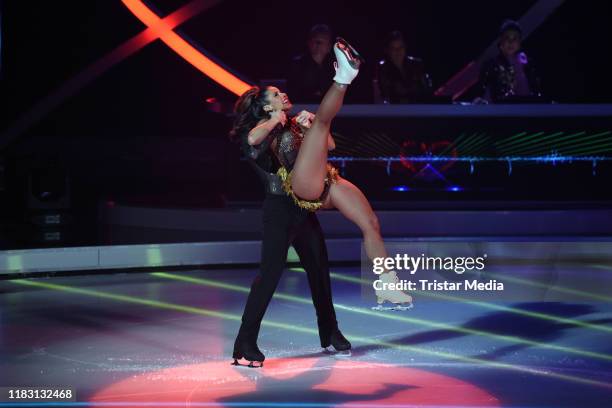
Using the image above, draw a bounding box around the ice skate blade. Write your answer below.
[231,358,263,368]
[322,346,352,357]
[335,37,365,65]
[372,303,414,311]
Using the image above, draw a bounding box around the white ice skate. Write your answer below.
[333,37,363,85]
[372,270,414,311]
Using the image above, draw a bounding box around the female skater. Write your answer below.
[242,38,413,307]
[231,38,411,367]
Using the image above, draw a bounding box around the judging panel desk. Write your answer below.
[225,103,612,202]
[292,104,612,118]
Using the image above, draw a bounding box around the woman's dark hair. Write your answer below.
[228,86,271,143]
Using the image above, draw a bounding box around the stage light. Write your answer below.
[1,0,232,146]
[154,272,612,362]
[484,270,612,302]
[10,278,611,389]
[7,255,23,272]
[391,185,409,192]
[289,268,612,334]
[91,359,499,406]
[122,0,252,96]
[146,247,163,266]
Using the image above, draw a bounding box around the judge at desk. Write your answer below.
[477,20,544,104]
[376,30,433,104]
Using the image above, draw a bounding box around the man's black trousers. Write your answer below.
[237,194,339,347]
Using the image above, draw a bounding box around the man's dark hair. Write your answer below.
[499,19,522,37]
[384,30,405,48]
[308,24,333,40]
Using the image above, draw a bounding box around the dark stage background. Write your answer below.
[1,0,611,248]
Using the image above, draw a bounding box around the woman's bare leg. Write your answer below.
[324,178,414,306]
[291,83,348,200]
[324,177,388,261]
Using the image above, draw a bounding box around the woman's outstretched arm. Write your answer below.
[247,111,286,145]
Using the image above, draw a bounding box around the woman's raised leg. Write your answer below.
[291,39,361,200]
[291,83,348,200]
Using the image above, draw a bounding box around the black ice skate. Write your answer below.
[232,337,265,368]
[322,329,352,357]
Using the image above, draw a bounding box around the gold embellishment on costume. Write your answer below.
[277,164,339,212]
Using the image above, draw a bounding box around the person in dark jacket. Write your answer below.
[287,24,336,103]
[376,30,432,104]
[478,19,543,103]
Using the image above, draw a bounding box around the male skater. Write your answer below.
[229,90,351,367]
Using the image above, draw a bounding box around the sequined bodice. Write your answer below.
[272,120,304,171]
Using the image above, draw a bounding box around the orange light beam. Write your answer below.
[122,0,252,96]
[1,0,250,148]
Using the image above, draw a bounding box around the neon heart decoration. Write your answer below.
[399,140,457,174]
